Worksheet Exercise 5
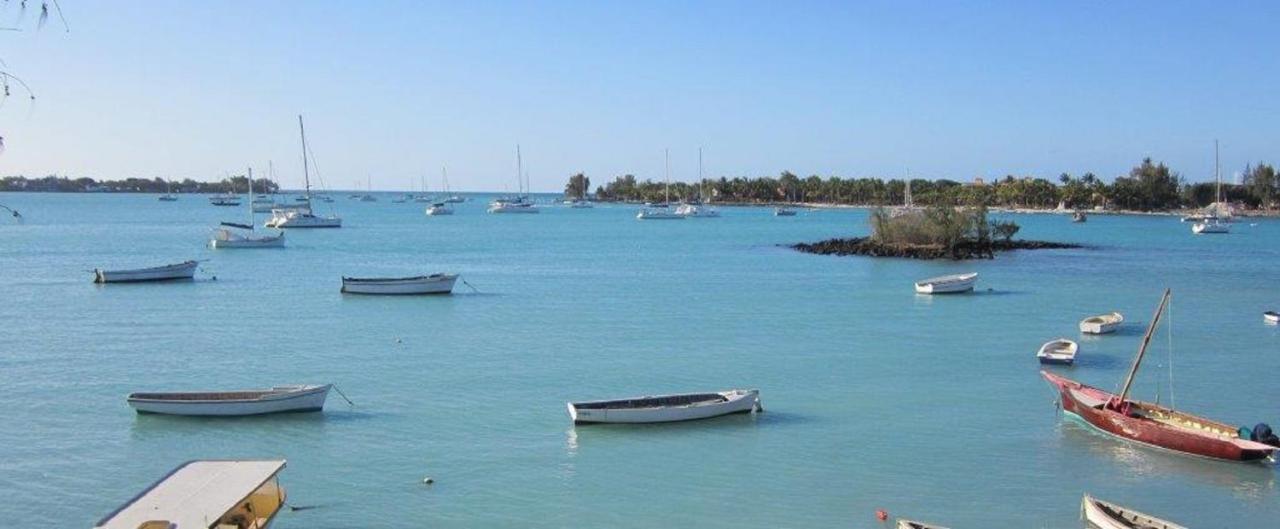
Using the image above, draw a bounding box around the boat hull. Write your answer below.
[128,385,330,416]
[1081,495,1186,529]
[913,273,978,294]
[265,210,342,228]
[341,274,458,295]
[1042,371,1275,462]
[568,389,760,424]
[94,261,198,283]
[1079,313,1123,334]
[210,230,285,249]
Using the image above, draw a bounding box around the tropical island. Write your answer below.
[577,158,1278,214]
[0,174,279,194]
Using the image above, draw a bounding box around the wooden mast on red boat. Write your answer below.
[1114,288,1172,409]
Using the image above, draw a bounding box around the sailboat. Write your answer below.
[638,149,685,220]
[265,116,343,228]
[1042,289,1278,462]
[675,148,720,218]
[441,167,465,203]
[211,167,285,249]
[1192,141,1230,234]
[158,180,178,201]
[489,146,539,213]
[414,174,433,203]
[359,175,378,202]
[426,167,455,216]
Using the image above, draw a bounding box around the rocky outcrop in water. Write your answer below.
[791,237,1082,260]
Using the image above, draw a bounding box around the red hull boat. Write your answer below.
[1042,289,1278,463]
[1043,371,1275,462]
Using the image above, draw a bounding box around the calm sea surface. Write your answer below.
[1,192,1277,528]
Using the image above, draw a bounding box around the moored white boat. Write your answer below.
[1192,217,1229,234]
[209,194,240,206]
[913,272,978,294]
[94,260,198,283]
[568,389,761,424]
[1079,311,1124,334]
[127,384,331,416]
[94,460,288,529]
[211,167,287,249]
[774,206,797,216]
[1080,494,1186,529]
[1037,338,1078,365]
[341,273,459,295]
[674,202,720,217]
[1264,311,1279,324]
[1192,142,1231,235]
[636,208,685,220]
[488,199,539,213]
[896,520,950,529]
[266,116,342,228]
[426,202,454,216]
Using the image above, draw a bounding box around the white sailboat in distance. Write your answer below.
[637,149,685,220]
[211,167,285,248]
[265,116,342,228]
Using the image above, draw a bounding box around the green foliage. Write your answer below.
[563,173,591,199]
[0,175,278,194]
[990,220,1020,242]
[870,200,1006,252]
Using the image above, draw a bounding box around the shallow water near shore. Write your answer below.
[1,192,1277,528]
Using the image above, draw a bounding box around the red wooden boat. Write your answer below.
[1042,290,1278,463]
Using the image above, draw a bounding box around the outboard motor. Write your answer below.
[1251,423,1280,447]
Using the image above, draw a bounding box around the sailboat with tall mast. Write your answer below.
[426,167,455,216]
[1192,140,1230,234]
[489,145,539,213]
[414,174,433,203]
[211,167,285,248]
[638,149,685,220]
[675,148,720,218]
[265,116,342,228]
[1042,289,1278,462]
[158,180,178,201]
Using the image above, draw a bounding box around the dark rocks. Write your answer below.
[790,237,1082,260]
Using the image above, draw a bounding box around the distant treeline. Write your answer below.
[0,175,280,194]
[584,158,1279,211]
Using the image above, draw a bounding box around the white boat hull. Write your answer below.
[425,206,454,216]
[210,229,285,249]
[95,261,198,283]
[568,389,760,424]
[488,204,539,213]
[913,273,978,294]
[1037,338,1078,365]
[1081,495,1185,529]
[341,274,458,295]
[636,209,685,220]
[1079,312,1124,334]
[128,385,330,416]
[1192,221,1230,234]
[265,209,342,228]
[1265,312,1280,324]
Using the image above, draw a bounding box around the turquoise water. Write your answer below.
[1,192,1277,528]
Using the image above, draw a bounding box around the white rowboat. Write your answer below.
[341,274,459,295]
[568,389,761,424]
[94,260,198,283]
[95,460,287,529]
[1080,311,1124,334]
[636,208,685,220]
[1081,494,1185,529]
[127,384,331,416]
[913,272,978,294]
[1036,338,1078,365]
[1264,311,1279,324]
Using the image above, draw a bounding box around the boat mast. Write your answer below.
[247,166,254,228]
[1117,289,1172,404]
[1214,139,1221,213]
[298,115,311,205]
[516,144,523,198]
[442,166,449,194]
[664,148,671,204]
[698,147,703,201]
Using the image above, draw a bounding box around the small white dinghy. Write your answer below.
[128,384,331,416]
[913,272,978,294]
[897,520,950,529]
[341,274,459,295]
[94,459,288,529]
[1036,338,1078,365]
[94,260,198,283]
[568,389,761,424]
[1079,311,1124,334]
[1080,494,1186,529]
[1265,311,1279,324]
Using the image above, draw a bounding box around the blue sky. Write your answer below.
[0,1,1276,191]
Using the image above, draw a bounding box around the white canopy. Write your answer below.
[95,459,285,529]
